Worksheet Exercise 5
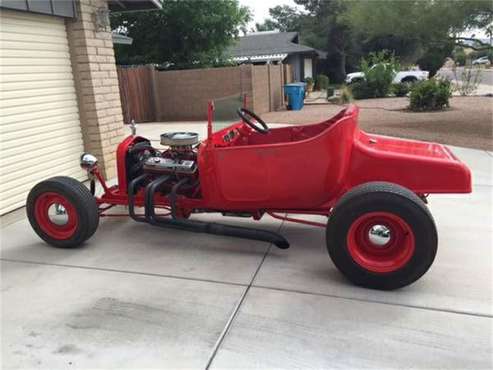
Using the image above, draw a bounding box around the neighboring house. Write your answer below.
[0,0,160,215]
[228,31,327,82]
[112,33,133,45]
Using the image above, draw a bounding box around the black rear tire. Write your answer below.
[326,182,437,290]
[27,176,99,248]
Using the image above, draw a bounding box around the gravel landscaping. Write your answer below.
[262,96,493,151]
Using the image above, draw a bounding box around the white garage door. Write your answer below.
[0,10,85,215]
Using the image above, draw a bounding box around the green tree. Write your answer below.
[256,0,491,80]
[254,20,276,32]
[256,1,351,83]
[254,5,304,33]
[110,0,251,67]
[296,0,352,83]
[345,0,493,75]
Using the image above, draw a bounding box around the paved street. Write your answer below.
[438,67,493,86]
[1,125,492,368]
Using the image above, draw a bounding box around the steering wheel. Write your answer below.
[237,108,269,134]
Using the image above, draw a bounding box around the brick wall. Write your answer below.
[251,64,284,114]
[66,0,124,179]
[252,65,269,114]
[149,64,284,121]
[269,64,283,111]
[155,65,253,121]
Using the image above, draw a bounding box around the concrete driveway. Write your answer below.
[1,124,492,368]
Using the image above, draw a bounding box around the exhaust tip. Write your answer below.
[274,239,290,249]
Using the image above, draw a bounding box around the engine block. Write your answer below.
[143,157,196,175]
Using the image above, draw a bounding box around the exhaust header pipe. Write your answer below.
[141,176,289,249]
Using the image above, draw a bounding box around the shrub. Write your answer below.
[360,51,400,98]
[409,78,452,111]
[451,64,482,96]
[304,77,314,92]
[350,80,374,99]
[315,74,329,90]
[340,86,354,104]
[326,86,335,98]
[349,51,405,99]
[453,48,467,66]
[391,82,410,97]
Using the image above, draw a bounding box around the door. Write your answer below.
[304,57,313,79]
[0,10,85,215]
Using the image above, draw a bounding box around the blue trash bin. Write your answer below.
[284,83,305,110]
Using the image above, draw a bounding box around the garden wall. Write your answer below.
[117,64,287,123]
[155,65,253,121]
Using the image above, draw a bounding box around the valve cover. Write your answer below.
[143,157,196,175]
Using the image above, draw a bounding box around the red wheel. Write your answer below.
[327,182,437,290]
[27,177,99,248]
[34,192,79,240]
[347,212,415,273]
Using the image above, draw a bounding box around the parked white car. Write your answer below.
[472,56,491,65]
[345,64,429,84]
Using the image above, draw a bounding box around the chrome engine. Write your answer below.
[143,157,196,175]
[142,132,199,175]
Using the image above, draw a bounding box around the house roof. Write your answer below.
[108,0,162,12]
[228,31,318,59]
[234,53,288,63]
[112,33,133,45]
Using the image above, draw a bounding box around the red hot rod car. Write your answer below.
[26,104,471,290]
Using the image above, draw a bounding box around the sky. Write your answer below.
[239,0,302,28]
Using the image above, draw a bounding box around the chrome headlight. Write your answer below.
[80,153,98,171]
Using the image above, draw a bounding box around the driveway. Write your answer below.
[1,125,492,368]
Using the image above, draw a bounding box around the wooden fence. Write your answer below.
[117,64,289,122]
[117,66,156,124]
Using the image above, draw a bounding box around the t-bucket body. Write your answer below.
[101,104,471,215]
[26,102,472,290]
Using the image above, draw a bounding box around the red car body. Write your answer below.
[100,104,471,215]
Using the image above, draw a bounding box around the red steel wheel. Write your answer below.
[27,177,99,248]
[346,212,415,273]
[327,182,437,290]
[34,192,79,240]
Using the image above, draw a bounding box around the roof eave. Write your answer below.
[108,0,161,12]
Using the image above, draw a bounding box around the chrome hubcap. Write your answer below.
[47,203,68,226]
[368,225,391,247]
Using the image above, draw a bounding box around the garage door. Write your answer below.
[0,10,85,215]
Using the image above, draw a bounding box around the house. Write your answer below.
[0,0,160,216]
[228,31,326,82]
